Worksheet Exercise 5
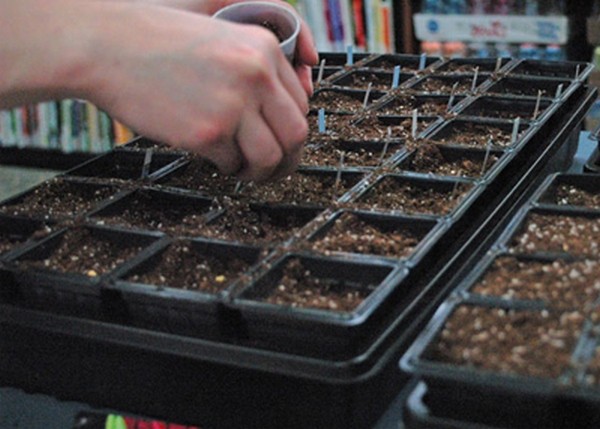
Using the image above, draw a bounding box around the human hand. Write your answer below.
[86,3,309,181]
[124,0,318,96]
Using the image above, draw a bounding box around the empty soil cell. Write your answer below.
[259,257,372,312]
[240,171,360,205]
[426,305,585,379]
[0,179,117,220]
[335,71,394,90]
[93,191,213,236]
[412,76,484,94]
[308,113,353,141]
[308,212,426,258]
[430,122,522,149]
[510,213,600,257]
[199,201,315,245]
[301,142,400,168]
[471,257,600,311]
[0,224,52,256]
[160,156,238,195]
[376,96,455,116]
[401,144,499,178]
[346,114,436,141]
[552,184,600,209]
[310,90,379,113]
[122,139,174,152]
[16,227,144,276]
[125,240,252,293]
[357,177,471,215]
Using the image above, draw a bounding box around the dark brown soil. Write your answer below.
[510,213,600,257]
[0,225,52,256]
[430,122,519,148]
[376,96,453,116]
[240,171,360,205]
[471,257,600,310]
[199,200,313,245]
[335,114,434,142]
[427,305,584,379]
[553,184,600,209]
[260,20,285,42]
[93,191,213,236]
[126,240,252,293]
[160,156,238,195]
[16,226,144,276]
[358,177,471,215]
[0,179,117,220]
[340,72,393,90]
[413,76,482,94]
[301,142,400,167]
[403,143,499,177]
[310,91,371,113]
[308,212,425,258]
[261,257,372,312]
[308,113,353,141]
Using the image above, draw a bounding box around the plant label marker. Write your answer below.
[576,64,581,80]
[318,108,326,133]
[234,180,243,194]
[481,138,493,177]
[392,65,401,89]
[317,58,326,85]
[363,83,373,109]
[511,117,521,145]
[411,109,418,139]
[346,45,354,66]
[335,151,345,189]
[141,148,153,180]
[447,82,459,111]
[555,83,564,100]
[449,181,460,202]
[380,129,392,163]
[495,57,502,73]
[419,53,427,71]
[471,67,479,93]
[533,90,542,120]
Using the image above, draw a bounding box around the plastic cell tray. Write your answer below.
[361,53,442,73]
[484,75,574,99]
[505,58,594,81]
[310,87,388,114]
[409,74,489,96]
[400,172,600,428]
[432,57,511,75]
[106,236,266,339]
[65,150,184,181]
[0,54,597,429]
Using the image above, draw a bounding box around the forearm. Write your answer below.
[0,0,105,108]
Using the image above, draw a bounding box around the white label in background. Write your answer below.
[413,14,568,44]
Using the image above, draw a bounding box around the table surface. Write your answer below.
[0,132,596,429]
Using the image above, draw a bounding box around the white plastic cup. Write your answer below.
[213,1,301,62]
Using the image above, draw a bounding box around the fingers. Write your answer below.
[235,109,283,182]
[295,63,313,96]
[277,53,310,111]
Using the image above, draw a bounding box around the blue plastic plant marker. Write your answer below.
[392,66,401,89]
[346,45,354,65]
[419,53,427,70]
[318,108,326,133]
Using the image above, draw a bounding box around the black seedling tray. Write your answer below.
[228,252,406,359]
[409,74,489,95]
[301,140,403,169]
[0,214,52,260]
[0,177,122,222]
[362,53,441,72]
[485,76,573,99]
[106,236,265,339]
[584,145,600,174]
[533,172,600,211]
[401,168,600,428]
[432,57,510,75]
[2,224,163,319]
[0,55,596,429]
[310,87,387,113]
[456,95,555,122]
[117,136,178,153]
[506,58,594,80]
[423,117,533,150]
[373,94,466,117]
[66,150,184,181]
[331,69,413,91]
[395,144,507,180]
[304,209,443,266]
[88,187,216,236]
